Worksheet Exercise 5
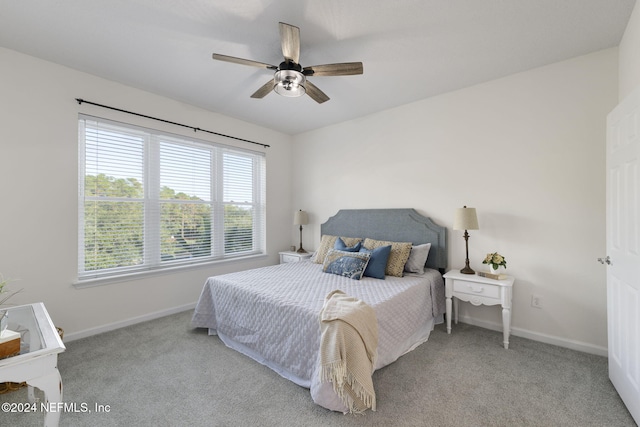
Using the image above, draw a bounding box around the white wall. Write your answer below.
[0,47,293,340]
[292,48,618,354]
[619,0,640,99]
[0,37,623,353]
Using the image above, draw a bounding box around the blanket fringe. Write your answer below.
[320,362,376,414]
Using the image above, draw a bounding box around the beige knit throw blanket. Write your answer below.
[318,290,378,414]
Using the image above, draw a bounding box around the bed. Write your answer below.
[191,208,447,412]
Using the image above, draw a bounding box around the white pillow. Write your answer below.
[403,243,431,275]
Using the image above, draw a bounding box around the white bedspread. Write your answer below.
[191,261,444,409]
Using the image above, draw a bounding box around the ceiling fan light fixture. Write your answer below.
[274,69,306,97]
[212,22,361,103]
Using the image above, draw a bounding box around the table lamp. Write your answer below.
[294,210,309,253]
[453,206,479,274]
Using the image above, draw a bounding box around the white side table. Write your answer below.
[443,270,515,349]
[0,302,65,426]
[279,251,313,264]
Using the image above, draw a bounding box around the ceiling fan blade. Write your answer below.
[250,79,275,99]
[212,53,277,70]
[303,62,363,76]
[305,80,330,104]
[279,22,300,64]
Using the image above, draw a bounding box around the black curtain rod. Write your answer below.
[75,98,270,148]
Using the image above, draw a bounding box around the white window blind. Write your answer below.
[78,115,266,281]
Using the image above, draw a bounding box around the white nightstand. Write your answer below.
[279,251,313,264]
[443,270,515,349]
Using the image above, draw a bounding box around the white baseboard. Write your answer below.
[455,315,608,357]
[63,302,197,342]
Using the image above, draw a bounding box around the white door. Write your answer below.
[606,86,640,424]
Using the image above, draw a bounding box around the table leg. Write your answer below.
[446,296,452,334]
[502,307,511,349]
[453,298,459,324]
[28,369,63,427]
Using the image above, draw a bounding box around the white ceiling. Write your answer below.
[0,0,636,135]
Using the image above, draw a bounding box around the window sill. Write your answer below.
[73,253,269,289]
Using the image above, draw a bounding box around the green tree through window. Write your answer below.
[79,116,266,281]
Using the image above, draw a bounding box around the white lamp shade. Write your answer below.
[453,207,479,230]
[294,210,309,225]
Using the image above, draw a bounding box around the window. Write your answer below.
[78,115,266,281]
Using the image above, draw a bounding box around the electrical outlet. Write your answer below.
[531,295,543,309]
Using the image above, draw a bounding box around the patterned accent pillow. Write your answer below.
[363,238,412,277]
[313,235,362,264]
[322,249,371,280]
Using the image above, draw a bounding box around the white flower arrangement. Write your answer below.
[482,252,507,270]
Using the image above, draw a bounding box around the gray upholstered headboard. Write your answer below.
[320,209,447,271]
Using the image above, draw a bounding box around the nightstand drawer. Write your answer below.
[279,251,313,263]
[453,280,500,299]
[281,254,300,263]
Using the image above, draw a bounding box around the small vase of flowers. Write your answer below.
[482,252,507,274]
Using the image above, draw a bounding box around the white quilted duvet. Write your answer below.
[191,261,444,410]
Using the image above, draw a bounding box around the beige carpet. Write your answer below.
[1,310,635,426]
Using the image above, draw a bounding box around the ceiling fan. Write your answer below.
[212,22,363,104]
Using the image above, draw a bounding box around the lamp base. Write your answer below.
[296,225,307,254]
[460,266,475,275]
[460,231,475,274]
